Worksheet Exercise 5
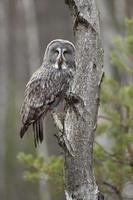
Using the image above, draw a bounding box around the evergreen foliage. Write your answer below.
[17,152,63,198]
[94,18,133,199]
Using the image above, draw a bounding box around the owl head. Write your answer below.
[43,39,76,71]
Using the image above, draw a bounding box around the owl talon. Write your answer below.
[68,92,84,106]
[65,92,85,110]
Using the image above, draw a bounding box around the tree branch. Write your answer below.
[102,181,122,200]
[52,112,75,156]
[95,141,131,166]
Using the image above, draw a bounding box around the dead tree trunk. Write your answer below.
[64,0,104,199]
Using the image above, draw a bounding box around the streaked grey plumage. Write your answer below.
[20,39,76,146]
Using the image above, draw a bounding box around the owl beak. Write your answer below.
[58,55,63,67]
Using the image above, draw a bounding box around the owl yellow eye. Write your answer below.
[63,49,68,54]
[55,49,59,53]
[54,49,59,57]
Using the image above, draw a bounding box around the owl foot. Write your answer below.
[66,92,84,106]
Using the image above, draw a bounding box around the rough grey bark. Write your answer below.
[64,0,104,199]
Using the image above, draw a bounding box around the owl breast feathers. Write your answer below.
[20,39,76,146]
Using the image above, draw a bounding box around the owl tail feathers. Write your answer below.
[33,118,43,147]
[20,119,44,147]
[20,124,29,138]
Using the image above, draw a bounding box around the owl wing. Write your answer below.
[20,68,65,146]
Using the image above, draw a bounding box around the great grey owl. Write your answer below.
[20,39,76,146]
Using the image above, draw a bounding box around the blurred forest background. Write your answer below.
[0,0,133,200]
